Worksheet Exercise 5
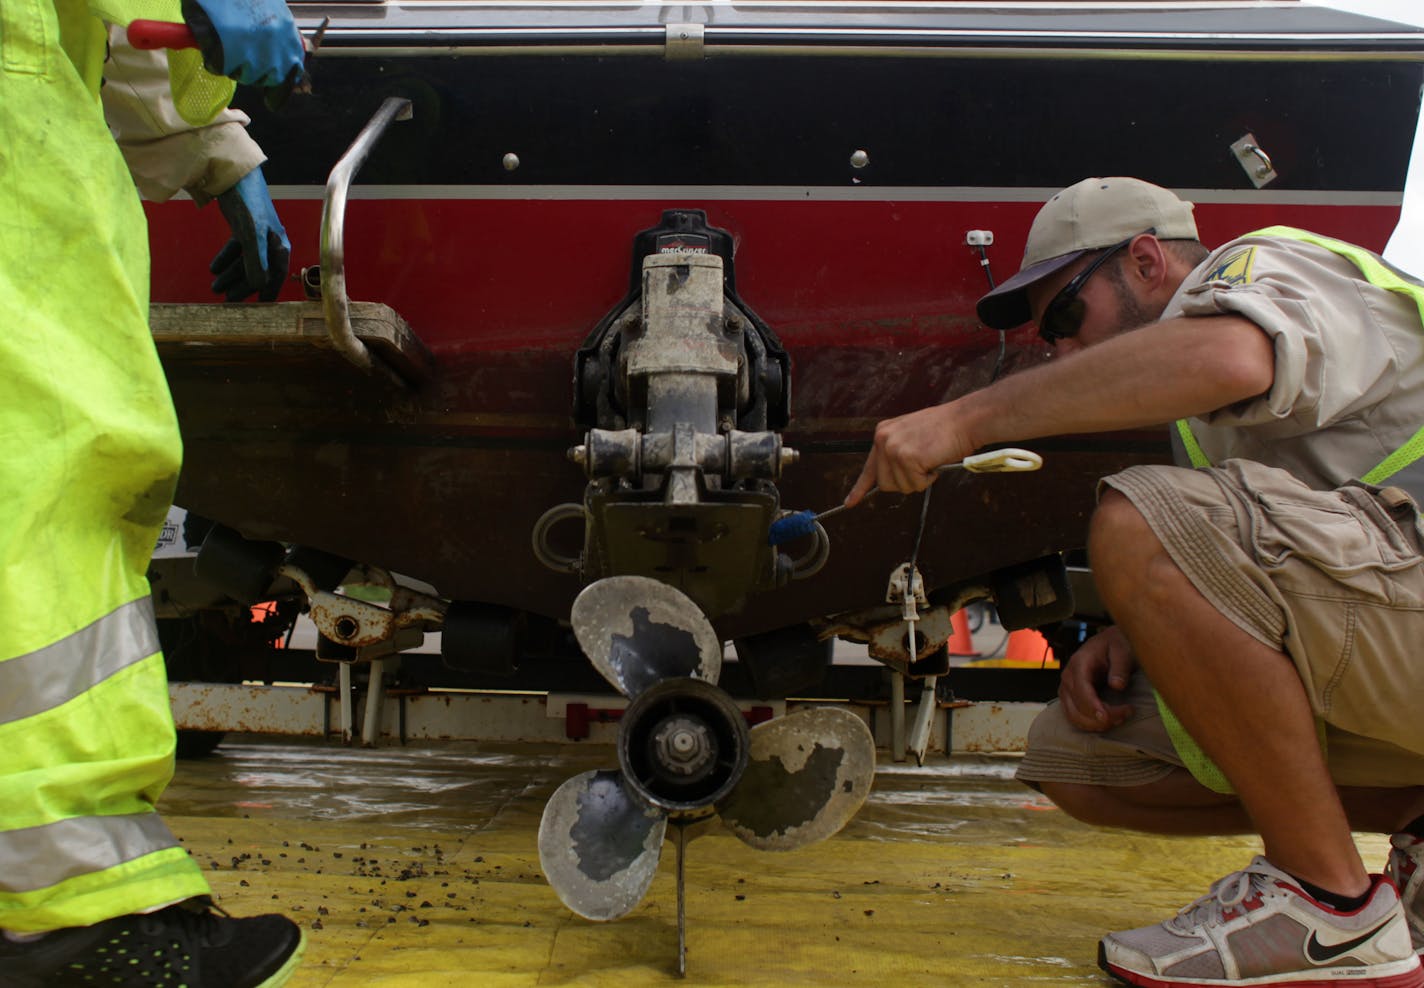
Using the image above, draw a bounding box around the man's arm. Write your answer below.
[103,32,290,300]
[847,314,1275,503]
[102,31,264,205]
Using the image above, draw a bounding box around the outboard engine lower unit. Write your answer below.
[568,211,796,618]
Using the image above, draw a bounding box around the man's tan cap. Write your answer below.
[976,177,1199,330]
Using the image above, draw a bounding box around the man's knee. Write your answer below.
[1088,491,1155,564]
[1088,492,1179,608]
[1039,776,1243,831]
[1038,780,1124,827]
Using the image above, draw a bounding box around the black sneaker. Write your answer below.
[0,897,304,988]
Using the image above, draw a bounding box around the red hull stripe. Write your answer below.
[145,196,1403,351]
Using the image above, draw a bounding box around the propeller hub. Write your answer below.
[650,714,717,779]
[619,677,749,814]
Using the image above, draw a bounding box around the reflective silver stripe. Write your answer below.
[0,598,161,725]
[0,814,179,894]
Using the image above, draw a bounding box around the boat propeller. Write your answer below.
[537,575,876,974]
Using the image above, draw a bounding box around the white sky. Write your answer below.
[1310,0,1424,29]
[1311,0,1424,274]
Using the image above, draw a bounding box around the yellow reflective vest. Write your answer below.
[56,0,233,122]
[1168,226,1424,793]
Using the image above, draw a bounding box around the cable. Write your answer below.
[974,244,997,290]
[990,330,1008,384]
[908,483,933,578]
[973,243,1009,384]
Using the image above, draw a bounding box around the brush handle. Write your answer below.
[127,20,198,50]
[769,448,1043,546]
[952,448,1043,474]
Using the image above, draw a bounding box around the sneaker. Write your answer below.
[1388,834,1424,955]
[0,897,304,988]
[1099,856,1423,987]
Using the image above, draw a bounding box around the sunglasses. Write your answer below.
[1037,228,1154,344]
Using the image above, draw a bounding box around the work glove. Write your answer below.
[211,167,290,302]
[181,0,305,88]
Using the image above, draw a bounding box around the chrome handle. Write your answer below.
[1243,143,1274,178]
[1231,133,1278,189]
[320,97,413,375]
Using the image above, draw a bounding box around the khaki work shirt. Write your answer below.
[1165,234,1424,502]
[101,30,265,206]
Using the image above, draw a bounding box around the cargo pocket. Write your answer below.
[1249,490,1419,602]
[1,0,49,75]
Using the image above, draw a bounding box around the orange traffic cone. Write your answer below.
[1003,628,1056,667]
[250,600,286,649]
[947,608,977,657]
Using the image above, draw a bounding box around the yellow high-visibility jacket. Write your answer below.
[0,0,222,931]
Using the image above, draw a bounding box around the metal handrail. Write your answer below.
[320,97,414,375]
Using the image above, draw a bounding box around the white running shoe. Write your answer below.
[1099,856,1423,987]
[1387,834,1424,955]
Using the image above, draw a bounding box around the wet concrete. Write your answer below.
[162,737,1389,986]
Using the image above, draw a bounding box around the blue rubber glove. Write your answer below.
[182,0,305,88]
[211,167,290,302]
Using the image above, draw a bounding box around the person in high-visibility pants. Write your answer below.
[0,0,305,982]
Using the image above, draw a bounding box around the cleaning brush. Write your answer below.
[766,447,1042,546]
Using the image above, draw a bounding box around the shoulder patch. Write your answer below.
[1202,246,1256,286]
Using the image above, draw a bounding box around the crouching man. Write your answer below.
[851,176,1424,987]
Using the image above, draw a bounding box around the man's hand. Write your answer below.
[211,167,289,301]
[845,403,973,507]
[182,0,305,88]
[1058,626,1137,732]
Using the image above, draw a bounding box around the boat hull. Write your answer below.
[144,6,1424,637]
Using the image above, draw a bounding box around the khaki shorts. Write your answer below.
[1016,670,1424,790]
[1017,459,1424,791]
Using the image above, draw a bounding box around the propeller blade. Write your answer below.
[716,707,876,852]
[538,769,667,921]
[571,575,722,698]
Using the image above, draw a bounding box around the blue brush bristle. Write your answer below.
[767,510,818,546]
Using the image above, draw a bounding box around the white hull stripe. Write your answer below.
[259,184,1402,206]
[0,813,179,894]
[0,598,160,725]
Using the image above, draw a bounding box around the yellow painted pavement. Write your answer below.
[160,738,1388,987]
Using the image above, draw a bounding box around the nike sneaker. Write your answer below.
[1099,856,1423,987]
[1387,834,1424,955]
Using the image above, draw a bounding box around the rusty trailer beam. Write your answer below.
[169,683,1041,754]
